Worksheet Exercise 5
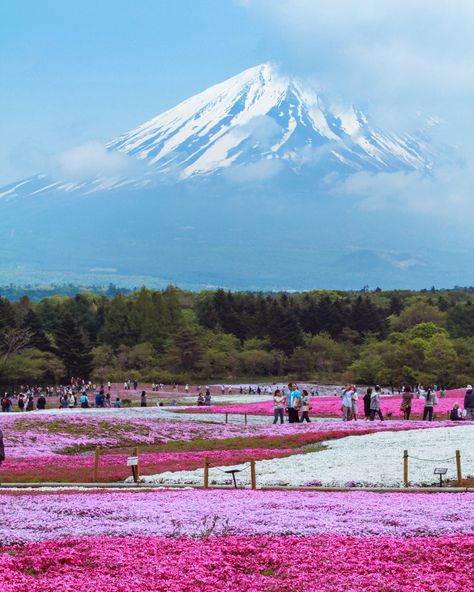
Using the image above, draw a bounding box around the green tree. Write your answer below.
[99,292,131,348]
[22,309,51,351]
[5,349,65,384]
[55,313,93,378]
[390,300,445,331]
[423,333,458,386]
[168,328,203,372]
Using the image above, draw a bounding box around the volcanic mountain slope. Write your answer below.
[0,63,431,200]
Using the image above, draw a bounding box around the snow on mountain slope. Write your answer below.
[107,63,430,179]
[0,63,431,200]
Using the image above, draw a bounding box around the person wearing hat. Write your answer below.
[464,385,474,421]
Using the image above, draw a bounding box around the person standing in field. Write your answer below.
[363,387,372,420]
[140,391,147,407]
[300,389,311,423]
[422,388,437,421]
[341,385,353,421]
[401,384,414,420]
[464,385,474,420]
[273,389,285,424]
[26,394,34,412]
[286,383,301,423]
[37,393,47,410]
[351,387,358,421]
[370,386,384,421]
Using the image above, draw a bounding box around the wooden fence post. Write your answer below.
[456,449,462,487]
[93,447,100,482]
[134,446,139,483]
[403,449,408,487]
[204,456,210,489]
[244,413,248,425]
[225,413,228,424]
[250,458,256,490]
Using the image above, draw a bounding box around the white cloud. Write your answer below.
[240,1,474,219]
[57,141,143,180]
[224,158,283,183]
[335,165,474,217]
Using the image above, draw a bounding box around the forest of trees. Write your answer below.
[2,285,474,387]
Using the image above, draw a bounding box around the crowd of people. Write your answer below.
[2,379,474,424]
[272,383,311,424]
[268,383,474,425]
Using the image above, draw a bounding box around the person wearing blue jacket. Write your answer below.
[286,383,302,423]
[95,390,105,408]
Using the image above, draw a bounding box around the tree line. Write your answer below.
[2,286,474,386]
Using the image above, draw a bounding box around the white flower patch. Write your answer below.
[140,425,474,487]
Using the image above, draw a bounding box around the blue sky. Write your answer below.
[0,1,268,184]
[2,0,474,188]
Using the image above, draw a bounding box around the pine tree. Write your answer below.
[22,309,51,351]
[168,328,203,372]
[99,292,131,348]
[267,300,303,355]
[55,313,92,379]
[0,297,16,331]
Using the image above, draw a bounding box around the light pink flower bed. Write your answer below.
[186,390,467,418]
[0,490,473,591]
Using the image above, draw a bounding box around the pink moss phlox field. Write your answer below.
[187,393,467,417]
[0,414,271,456]
[0,448,293,476]
[1,534,473,592]
[1,414,464,459]
[1,490,474,544]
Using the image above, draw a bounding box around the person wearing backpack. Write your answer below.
[401,384,414,420]
[464,385,474,421]
[1,395,10,413]
[26,395,34,412]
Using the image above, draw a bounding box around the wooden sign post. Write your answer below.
[403,449,408,487]
[204,456,210,489]
[456,449,462,487]
[93,447,100,482]
[250,458,256,490]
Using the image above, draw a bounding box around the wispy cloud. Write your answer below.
[240,1,474,219]
[57,141,143,181]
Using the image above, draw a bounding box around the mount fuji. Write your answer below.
[0,63,466,290]
[1,63,430,200]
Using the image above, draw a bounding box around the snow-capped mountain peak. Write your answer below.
[107,62,429,180]
[0,63,431,201]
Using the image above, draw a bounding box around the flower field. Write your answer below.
[0,408,466,483]
[184,390,466,419]
[0,490,473,591]
[1,398,474,590]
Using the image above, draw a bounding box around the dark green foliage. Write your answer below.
[22,310,51,351]
[54,312,93,378]
[2,285,474,385]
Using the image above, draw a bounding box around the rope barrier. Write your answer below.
[408,455,456,462]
